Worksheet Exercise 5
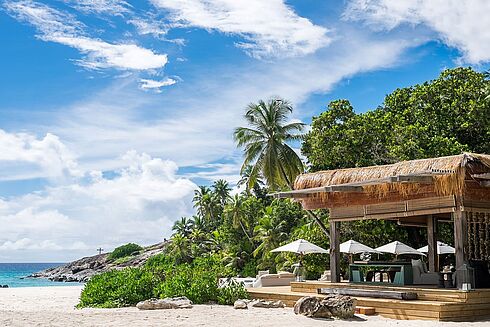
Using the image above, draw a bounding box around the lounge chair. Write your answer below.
[412,259,438,285]
[252,271,295,287]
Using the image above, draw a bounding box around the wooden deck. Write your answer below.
[247,281,490,321]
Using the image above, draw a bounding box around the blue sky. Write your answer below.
[1,0,489,262]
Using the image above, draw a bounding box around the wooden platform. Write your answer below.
[247,281,490,321]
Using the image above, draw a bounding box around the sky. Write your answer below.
[1,0,490,262]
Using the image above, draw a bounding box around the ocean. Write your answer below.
[0,263,81,288]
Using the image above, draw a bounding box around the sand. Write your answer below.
[0,286,488,326]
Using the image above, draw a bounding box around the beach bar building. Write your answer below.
[249,153,490,321]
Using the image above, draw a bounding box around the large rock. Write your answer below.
[250,299,285,308]
[233,300,248,309]
[136,297,193,310]
[294,295,356,319]
[27,241,169,283]
[321,295,356,319]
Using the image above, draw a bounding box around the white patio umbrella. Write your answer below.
[375,241,425,257]
[271,239,328,255]
[417,241,455,255]
[326,240,379,262]
[271,239,327,282]
[339,240,379,254]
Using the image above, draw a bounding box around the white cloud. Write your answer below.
[64,0,131,16]
[5,0,168,70]
[0,130,80,181]
[0,150,196,261]
[139,77,177,92]
[150,0,330,58]
[129,18,170,38]
[53,36,168,70]
[344,0,490,63]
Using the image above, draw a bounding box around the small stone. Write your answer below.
[233,300,248,309]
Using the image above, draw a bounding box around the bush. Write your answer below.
[217,280,249,305]
[109,243,143,260]
[78,254,247,308]
[77,268,161,308]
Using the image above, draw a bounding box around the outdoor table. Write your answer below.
[349,261,413,286]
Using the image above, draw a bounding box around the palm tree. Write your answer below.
[225,194,253,242]
[234,98,330,238]
[212,179,231,205]
[168,234,192,263]
[190,215,206,232]
[253,207,286,260]
[234,98,305,190]
[193,186,219,224]
[172,217,194,237]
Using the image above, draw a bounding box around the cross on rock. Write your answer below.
[97,247,103,255]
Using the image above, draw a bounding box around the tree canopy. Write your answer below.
[302,67,490,171]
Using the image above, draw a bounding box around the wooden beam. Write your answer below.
[481,180,490,188]
[330,221,341,283]
[453,210,467,270]
[427,215,438,272]
[472,173,490,180]
[325,185,364,192]
[389,175,434,183]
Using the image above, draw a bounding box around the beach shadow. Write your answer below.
[309,315,367,322]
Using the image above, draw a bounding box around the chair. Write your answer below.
[252,271,295,287]
[319,270,331,281]
[412,259,438,285]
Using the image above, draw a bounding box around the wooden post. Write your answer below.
[453,210,467,269]
[330,221,341,283]
[427,215,438,272]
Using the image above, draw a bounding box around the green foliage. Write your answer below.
[234,98,305,190]
[78,268,160,308]
[109,243,143,261]
[217,280,250,305]
[78,254,246,308]
[302,67,490,171]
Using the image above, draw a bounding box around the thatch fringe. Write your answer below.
[295,153,490,198]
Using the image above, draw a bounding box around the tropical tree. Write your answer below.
[302,67,490,171]
[224,194,253,242]
[212,179,231,205]
[172,217,194,237]
[167,234,192,264]
[193,186,220,225]
[253,207,287,261]
[234,98,305,190]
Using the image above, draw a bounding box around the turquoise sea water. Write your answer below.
[0,263,81,288]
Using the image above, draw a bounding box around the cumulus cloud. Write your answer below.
[150,0,330,58]
[344,0,490,63]
[139,77,177,92]
[0,129,80,181]
[5,0,167,70]
[0,149,196,261]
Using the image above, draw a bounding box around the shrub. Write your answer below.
[217,280,249,305]
[109,243,143,260]
[77,267,161,308]
[78,254,246,308]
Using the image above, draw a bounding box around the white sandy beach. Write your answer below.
[0,286,488,327]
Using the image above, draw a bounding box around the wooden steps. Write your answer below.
[247,283,490,321]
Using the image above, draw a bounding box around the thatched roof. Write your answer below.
[294,153,490,197]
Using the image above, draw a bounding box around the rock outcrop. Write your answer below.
[136,297,193,310]
[294,295,356,319]
[28,242,169,283]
